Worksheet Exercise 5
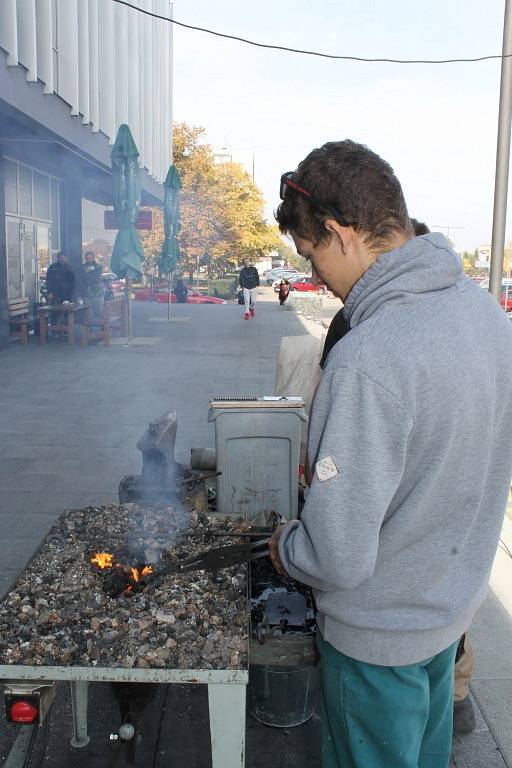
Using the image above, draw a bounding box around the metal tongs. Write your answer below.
[176,537,270,573]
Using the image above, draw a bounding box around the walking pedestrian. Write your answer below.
[175,277,188,304]
[239,258,259,319]
[278,278,290,306]
[269,140,512,768]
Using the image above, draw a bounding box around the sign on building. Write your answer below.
[104,210,153,230]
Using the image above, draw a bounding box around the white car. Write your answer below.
[272,273,306,291]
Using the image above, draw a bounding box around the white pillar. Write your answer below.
[88,0,100,132]
[138,0,146,167]
[0,0,18,66]
[128,0,140,149]
[16,0,37,82]
[152,0,162,179]
[168,3,174,165]
[115,2,129,134]
[35,0,53,94]
[56,0,79,115]
[98,0,116,141]
[143,0,154,171]
[77,0,90,124]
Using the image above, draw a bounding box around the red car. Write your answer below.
[289,276,326,293]
[500,290,512,311]
[134,284,226,304]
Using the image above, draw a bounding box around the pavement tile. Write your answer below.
[470,680,512,766]
[471,592,512,681]
[0,471,57,492]
[0,458,30,473]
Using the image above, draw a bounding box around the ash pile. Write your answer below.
[0,503,247,671]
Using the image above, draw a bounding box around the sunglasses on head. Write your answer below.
[280,172,355,228]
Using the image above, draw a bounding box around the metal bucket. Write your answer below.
[249,662,319,728]
[248,635,319,728]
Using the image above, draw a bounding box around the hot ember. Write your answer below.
[91,552,114,569]
[130,565,153,582]
[90,552,156,597]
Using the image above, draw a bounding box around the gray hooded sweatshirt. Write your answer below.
[279,233,512,666]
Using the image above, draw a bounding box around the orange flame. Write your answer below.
[129,565,154,582]
[91,552,114,569]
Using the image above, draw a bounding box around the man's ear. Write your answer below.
[325,218,348,253]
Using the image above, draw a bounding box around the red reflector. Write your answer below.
[10,701,38,723]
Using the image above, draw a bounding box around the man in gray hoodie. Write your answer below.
[272,141,512,768]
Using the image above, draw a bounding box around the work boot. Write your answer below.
[244,312,250,320]
[250,308,255,317]
[453,696,476,734]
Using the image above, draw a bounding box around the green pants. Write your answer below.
[317,632,457,768]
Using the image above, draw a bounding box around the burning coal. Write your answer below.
[91,551,156,597]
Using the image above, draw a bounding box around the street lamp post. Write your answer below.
[490,0,512,301]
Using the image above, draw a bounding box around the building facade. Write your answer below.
[0,0,173,344]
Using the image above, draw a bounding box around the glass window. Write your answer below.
[50,178,60,252]
[4,160,18,213]
[37,224,51,279]
[7,220,22,299]
[18,165,32,216]
[33,171,50,220]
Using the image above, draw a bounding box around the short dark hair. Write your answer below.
[84,251,95,258]
[410,219,430,236]
[276,140,411,248]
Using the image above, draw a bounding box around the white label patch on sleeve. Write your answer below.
[316,455,339,482]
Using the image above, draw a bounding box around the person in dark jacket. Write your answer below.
[278,278,290,306]
[46,252,75,304]
[239,259,260,319]
[175,277,188,304]
[79,251,104,320]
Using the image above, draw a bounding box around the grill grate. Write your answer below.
[211,395,258,402]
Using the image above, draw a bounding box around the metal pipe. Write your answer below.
[490,0,512,300]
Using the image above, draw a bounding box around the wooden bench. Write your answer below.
[8,297,34,345]
[80,297,128,346]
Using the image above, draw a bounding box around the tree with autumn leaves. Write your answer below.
[140,123,280,278]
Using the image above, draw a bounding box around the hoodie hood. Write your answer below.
[343,233,464,328]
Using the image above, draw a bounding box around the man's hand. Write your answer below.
[269,526,288,577]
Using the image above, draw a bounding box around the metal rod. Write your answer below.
[490,0,512,300]
[4,726,36,768]
[0,665,248,684]
[125,277,133,340]
[70,680,90,748]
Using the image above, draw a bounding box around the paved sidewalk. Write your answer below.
[0,290,510,767]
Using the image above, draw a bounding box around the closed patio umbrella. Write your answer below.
[158,165,182,321]
[110,124,144,339]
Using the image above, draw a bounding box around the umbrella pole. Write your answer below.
[126,277,133,340]
[167,274,172,321]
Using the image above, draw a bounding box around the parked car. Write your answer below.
[102,272,125,296]
[500,289,512,311]
[134,284,226,304]
[289,276,326,293]
[266,268,297,285]
[272,273,306,291]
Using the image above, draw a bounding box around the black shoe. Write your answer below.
[453,696,476,734]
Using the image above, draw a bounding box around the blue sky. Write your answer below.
[173,0,507,251]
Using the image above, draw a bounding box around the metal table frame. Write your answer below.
[0,664,248,767]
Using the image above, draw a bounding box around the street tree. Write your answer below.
[140,122,280,280]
